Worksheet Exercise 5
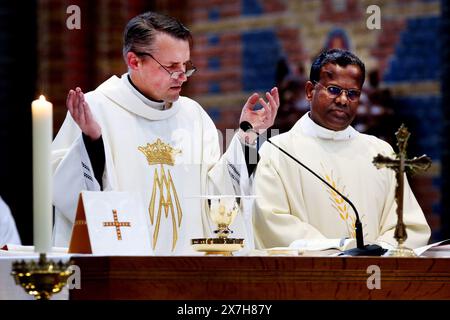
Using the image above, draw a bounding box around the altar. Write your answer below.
[68,255,450,300]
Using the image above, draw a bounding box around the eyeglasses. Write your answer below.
[134,51,197,79]
[313,81,361,102]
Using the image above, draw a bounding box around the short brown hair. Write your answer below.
[123,11,192,60]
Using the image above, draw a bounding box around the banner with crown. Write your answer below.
[68,191,152,255]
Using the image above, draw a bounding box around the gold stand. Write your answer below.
[192,196,244,256]
[191,238,244,256]
[386,241,417,257]
[11,253,73,300]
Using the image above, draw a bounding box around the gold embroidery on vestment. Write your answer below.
[138,139,182,251]
[322,167,356,239]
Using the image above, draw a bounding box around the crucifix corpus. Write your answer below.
[372,124,431,257]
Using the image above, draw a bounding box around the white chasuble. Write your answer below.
[0,196,21,246]
[52,74,252,255]
[254,113,431,250]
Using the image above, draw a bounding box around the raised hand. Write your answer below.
[66,87,101,140]
[239,87,280,134]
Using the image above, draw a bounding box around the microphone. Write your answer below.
[240,121,386,256]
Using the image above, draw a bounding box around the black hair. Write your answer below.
[310,49,365,86]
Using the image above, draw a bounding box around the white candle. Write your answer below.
[32,95,53,253]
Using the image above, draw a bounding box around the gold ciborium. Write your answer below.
[11,253,73,300]
[192,196,244,256]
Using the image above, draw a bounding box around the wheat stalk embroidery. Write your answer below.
[322,167,356,238]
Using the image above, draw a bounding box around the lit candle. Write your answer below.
[32,95,53,253]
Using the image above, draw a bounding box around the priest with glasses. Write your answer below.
[52,11,279,254]
[253,49,430,251]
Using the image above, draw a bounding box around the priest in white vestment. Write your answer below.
[52,12,279,254]
[253,49,430,250]
[0,196,21,246]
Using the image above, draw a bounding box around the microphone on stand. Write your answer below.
[240,121,386,256]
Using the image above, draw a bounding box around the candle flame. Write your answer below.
[39,95,47,101]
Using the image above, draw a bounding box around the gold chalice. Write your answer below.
[192,196,244,256]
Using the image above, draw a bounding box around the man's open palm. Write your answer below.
[66,87,101,140]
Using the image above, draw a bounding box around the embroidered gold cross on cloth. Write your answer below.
[69,191,152,255]
[102,209,131,240]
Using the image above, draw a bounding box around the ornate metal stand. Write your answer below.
[192,196,244,255]
[11,253,73,300]
[385,242,417,257]
[373,124,431,257]
[191,238,244,256]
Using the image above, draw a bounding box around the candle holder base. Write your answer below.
[11,253,73,300]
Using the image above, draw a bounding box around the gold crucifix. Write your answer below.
[103,209,131,240]
[372,124,431,256]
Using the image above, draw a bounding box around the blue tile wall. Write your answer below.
[208,7,220,21]
[242,29,281,91]
[208,82,221,93]
[242,0,263,16]
[207,34,220,46]
[393,96,442,160]
[207,107,221,122]
[384,17,440,82]
[208,56,221,70]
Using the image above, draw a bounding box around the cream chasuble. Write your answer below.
[52,74,253,255]
[253,113,431,250]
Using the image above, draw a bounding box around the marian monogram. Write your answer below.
[138,139,182,251]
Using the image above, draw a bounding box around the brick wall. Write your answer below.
[37,0,153,133]
[29,0,445,242]
[186,0,443,241]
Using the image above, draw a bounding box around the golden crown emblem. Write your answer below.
[138,139,181,166]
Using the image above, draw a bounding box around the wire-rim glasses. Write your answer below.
[313,81,361,102]
[135,51,197,79]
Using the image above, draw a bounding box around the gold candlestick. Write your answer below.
[11,253,73,300]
